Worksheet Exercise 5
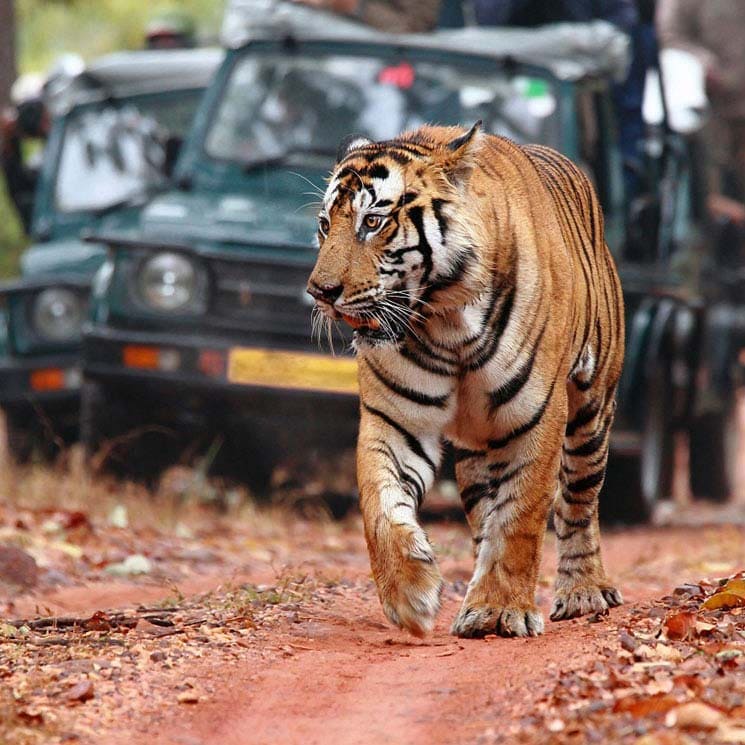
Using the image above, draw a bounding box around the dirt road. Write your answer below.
[3,475,745,745]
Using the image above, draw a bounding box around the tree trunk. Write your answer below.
[0,0,17,111]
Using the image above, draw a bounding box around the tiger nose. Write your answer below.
[307,281,343,304]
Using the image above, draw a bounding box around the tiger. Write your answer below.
[307,122,625,638]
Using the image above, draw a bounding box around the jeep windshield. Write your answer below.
[54,90,204,213]
[205,48,561,167]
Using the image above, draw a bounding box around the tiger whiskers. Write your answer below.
[289,171,325,198]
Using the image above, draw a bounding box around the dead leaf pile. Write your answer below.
[506,573,745,744]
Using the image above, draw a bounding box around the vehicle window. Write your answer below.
[205,52,560,165]
[55,91,202,213]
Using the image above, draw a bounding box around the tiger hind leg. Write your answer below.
[551,389,622,621]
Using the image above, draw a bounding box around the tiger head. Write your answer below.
[307,122,489,347]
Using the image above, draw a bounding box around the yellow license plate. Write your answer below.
[227,347,358,395]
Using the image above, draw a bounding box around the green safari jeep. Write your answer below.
[0,48,221,462]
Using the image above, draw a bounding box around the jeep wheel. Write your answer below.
[640,361,675,503]
[2,404,68,465]
[80,379,178,485]
[601,452,654,525]
[689,401,740,502]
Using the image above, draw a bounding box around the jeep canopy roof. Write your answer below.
[46,48,223,115]
[221,0,629,82]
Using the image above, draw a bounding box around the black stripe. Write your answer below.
[487,380,556,449]
[561,547,600,561]
[566,468,606,494]
[372,440,426,505]
[564,415,611,457]
[367,164,389,180]
[398,343,456,376]
[461,462,528,513]
[487,325,545,414]
[465,285,516,371]
[363,403,436,472]
[452,447,486,463]
[431,198,450,236]
[365,358,449,408]
[565,399,600,437]
[407,205,433,284]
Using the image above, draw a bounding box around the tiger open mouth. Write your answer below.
[340,312,402,343]
[340,313,381,331]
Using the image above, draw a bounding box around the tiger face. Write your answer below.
[307,124,485,346]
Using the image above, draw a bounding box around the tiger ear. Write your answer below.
[336,133,373,163]
[438,121,483,185]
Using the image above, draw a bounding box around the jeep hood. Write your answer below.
[130,189,317,249]
[20,239,108,278]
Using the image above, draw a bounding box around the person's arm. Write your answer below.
[656,0,716,69]
[293,0,441,32]
[595,0,638,33]
[472,0,523,26]
[358,0,441,32]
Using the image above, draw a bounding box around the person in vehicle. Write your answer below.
[474,0,650,205]
[290,0,441,32]
[472,0,637,29]
[0,78,49,233]
[145,10,197,49]
[657,0,745,232]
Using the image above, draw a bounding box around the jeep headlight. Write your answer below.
[32,288,85,342]
[138,252,203,312]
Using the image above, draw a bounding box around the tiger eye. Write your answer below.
[319,216,330,235]
[364,214,382,230]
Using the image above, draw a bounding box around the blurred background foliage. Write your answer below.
[17,0,223,73]
[0,0,223,277]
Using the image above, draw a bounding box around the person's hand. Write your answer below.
[292,0,359,15]
[708,193,745,226]
[705,65,727,98]
[0,108,19,155]
[1,108,18,138]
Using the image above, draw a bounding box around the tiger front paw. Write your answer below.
[451,603,544,638]
[372,525,443,637]
[550,583,623,621]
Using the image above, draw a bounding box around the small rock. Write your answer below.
[108,505,129,529]
[177,691,200,704]
[674,584,703,597]
[105,554,152,576]
[620,631,641,652]
[150,651,167,662]
[0,545,38,590]
[64,680,94,704]
[665,702,723,730]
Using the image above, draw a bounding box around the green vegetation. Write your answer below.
[0,180,26,279]
[0,0,224,278]
[17,0,224,74]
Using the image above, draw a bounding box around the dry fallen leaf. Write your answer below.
[613,693,678,717]
[702,593,745,611]
[664,612,697,641]
[721,580,745,599]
